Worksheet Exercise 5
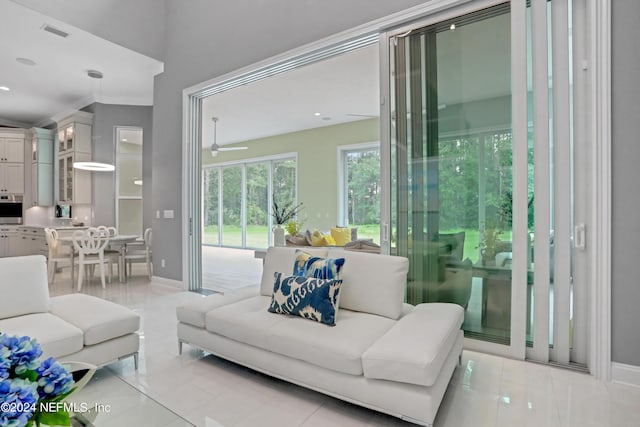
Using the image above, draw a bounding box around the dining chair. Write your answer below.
[96,225,120,280]
[124,228,153,280]
[44,228,74,285]
[72,228,111,291]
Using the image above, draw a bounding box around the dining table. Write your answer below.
[59,234,140,285]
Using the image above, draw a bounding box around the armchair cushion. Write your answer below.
[0,313,83,359]
[49,294,140,346]
[0,255,50,319]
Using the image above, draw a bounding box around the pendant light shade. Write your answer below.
[73,162,115,172]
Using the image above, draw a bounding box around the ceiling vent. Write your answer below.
[42,24,69,38]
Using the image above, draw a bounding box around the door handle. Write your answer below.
[574,223,586,250]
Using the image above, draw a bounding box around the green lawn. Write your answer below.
[203,224,512,263]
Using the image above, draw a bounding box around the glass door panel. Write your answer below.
[221,166,242,247]
[391,3,513,344]
[203,168,220,246]
[272,159,296,210]
[246,163,269,248]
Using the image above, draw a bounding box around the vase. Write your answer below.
[273,225,285,246]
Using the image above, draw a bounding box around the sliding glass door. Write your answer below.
[383,0,585,365]
[202,155,298,250]
[390,3,514,344]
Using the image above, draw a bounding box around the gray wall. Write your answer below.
[152,0,428,280]
[83,103,153,232]
[611,0,640,366]
[10,0,166,60]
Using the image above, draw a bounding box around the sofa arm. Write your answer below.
[361,303,463,387]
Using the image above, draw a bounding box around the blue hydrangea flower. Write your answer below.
[0,345,11,380]
[0,335,42,375]
[35,357,74,400]
[0,378,39,427]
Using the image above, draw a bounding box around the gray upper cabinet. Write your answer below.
[30,128,54,206]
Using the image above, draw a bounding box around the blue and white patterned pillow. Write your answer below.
[268,272,342,326]
[292,250,345,280]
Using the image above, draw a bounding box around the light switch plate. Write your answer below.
[163,210,174,219]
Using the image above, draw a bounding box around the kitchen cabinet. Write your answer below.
[30,128,54,206]
[56,112,93,205]
[0,138,24,163]
[0,163,24,194]
[19,228,47,257]
[0,227,19,257]
[0,130,25,195]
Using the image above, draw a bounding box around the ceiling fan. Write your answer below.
[210,117,248,156]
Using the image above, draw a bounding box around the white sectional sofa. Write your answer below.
[0,255,140,368]
[177,247,464,426]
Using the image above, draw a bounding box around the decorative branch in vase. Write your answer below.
[272,199,304,247]
[272,199,304,225]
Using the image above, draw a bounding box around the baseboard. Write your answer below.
[151,275,185,289]
[611,362,640,387]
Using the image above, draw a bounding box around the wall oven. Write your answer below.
[0,195,23,224]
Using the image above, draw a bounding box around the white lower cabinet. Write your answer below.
[0,228,19,257]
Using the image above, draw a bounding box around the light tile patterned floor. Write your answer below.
[48,264,640,427]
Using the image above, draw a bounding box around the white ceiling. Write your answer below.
[201,45,380,147]
[199,12,511,149]
[0,0,163,128]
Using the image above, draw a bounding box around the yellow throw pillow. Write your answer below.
[330,227,351,246]
[310,230,336,246]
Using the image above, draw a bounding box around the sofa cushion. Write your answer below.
[49,294,140,346]
[206,296,280,349]
[362,303,463,387]
[327,249,408,320]
[268,273,342,326]
[265,309,396,375]
[0,313,83,359]
[0,255,50,319]
[177,288,259,328]
[260,247,327,296]
[205,296,395,376]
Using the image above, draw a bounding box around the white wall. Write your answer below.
[611,0,640,367]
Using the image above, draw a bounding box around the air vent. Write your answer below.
[42,24,69,38]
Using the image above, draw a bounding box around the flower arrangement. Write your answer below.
[0,333,75,427]
[272,198,304,226]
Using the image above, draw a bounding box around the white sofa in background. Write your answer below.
[0,255,140,368]
[176,247,463,426]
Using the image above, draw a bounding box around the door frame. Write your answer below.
[180,0,612,377]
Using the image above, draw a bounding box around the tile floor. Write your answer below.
[49,265,640,427]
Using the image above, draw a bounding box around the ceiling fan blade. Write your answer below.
[218,146,248,151]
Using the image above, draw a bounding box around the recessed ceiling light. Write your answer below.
[16,57,36,66]
[450,24,456,31]
[314,112,321,116]
[0,86,10,92]
[122,138,128,142]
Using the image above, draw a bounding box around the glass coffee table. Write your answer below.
[66,368,193,426]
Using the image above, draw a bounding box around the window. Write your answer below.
[203,154,297,248]
[339,143,380,243]
[116,127,143,235]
